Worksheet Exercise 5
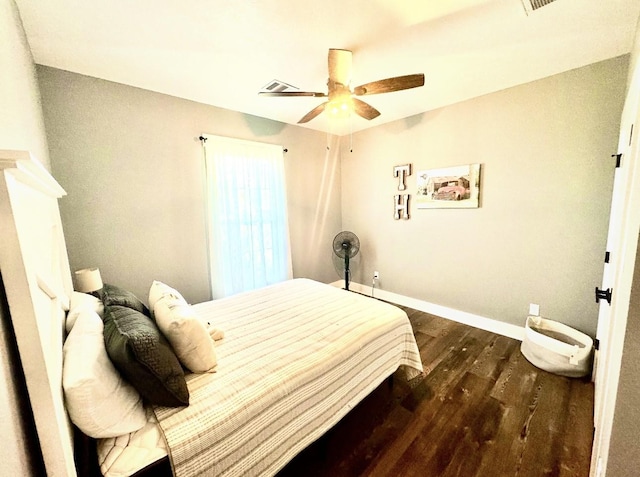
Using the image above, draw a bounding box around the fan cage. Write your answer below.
[332,232,360,259]
[332,231,360,290]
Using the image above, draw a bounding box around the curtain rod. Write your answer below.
[198,135,287,153]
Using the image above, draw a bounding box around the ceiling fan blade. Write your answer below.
[258,91,327,97]
[353,73,425,96]
[328,49,352,85]
[298,102,328,123]
[352,98,381,120]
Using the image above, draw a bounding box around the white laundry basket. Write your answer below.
[520,315,593,378]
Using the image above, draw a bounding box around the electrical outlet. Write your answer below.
[373,271,380,280]
[529,303,540,316]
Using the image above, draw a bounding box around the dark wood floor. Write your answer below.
[277,305,594,477]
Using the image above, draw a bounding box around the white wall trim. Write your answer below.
[330,281,525,341]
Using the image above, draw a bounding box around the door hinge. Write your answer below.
[612,153,622,168]
[594,338,600,351]
[630,124,634,146]
[604,251,610,263]
[595,287,613,305]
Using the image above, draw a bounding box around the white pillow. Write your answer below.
[66,291,104,334]
[153,294,217,373]
[148,280,186,310]
[62,309,147,438]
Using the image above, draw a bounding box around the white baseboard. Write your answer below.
[330,280,525,341]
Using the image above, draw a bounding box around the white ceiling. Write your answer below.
[16,0,640,135]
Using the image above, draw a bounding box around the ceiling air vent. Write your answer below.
[521,0,557,14]
[260,80,299,94]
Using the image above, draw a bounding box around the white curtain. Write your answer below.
[203,135,292,298]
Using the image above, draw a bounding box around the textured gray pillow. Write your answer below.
[103,304,189,407]
[101,283,150,316]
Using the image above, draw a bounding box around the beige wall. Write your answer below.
[0,0,48,474]
[37,66,342,304]
[0,0,49,168]
[340,56,628,336]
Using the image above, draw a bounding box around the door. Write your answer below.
[593,125,631,423]
[591,96,640,475]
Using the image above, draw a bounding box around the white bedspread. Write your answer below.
[98,407,167,477]
[153,278,422,477]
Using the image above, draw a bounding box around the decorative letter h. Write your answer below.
[394,194,410,220]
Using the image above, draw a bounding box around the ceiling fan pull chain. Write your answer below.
[350,115,353,152]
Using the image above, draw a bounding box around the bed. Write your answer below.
[0,151,423,477]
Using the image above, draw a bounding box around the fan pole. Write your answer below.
[344,254,350,291]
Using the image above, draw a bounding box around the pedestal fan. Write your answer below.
[332,231,360,291]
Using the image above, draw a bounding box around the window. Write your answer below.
[203,135,292,298]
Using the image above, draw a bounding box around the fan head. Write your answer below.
[332,231,360,259]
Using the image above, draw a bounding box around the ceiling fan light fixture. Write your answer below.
[327,93,353,117]
[328,102,350,118]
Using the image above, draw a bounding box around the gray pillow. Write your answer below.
[103,304,189,407]
[100,283,150,316]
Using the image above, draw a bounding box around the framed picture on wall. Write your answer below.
[416,163,481,209]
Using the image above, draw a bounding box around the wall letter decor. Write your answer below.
[393,164,412,220]
[393,164,411,191]
[394,194,410,220]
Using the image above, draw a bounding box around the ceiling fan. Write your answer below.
[259,49,425,124]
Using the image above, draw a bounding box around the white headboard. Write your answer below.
[0,150,76,476]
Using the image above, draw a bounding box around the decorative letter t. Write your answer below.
[393,164,412,191]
